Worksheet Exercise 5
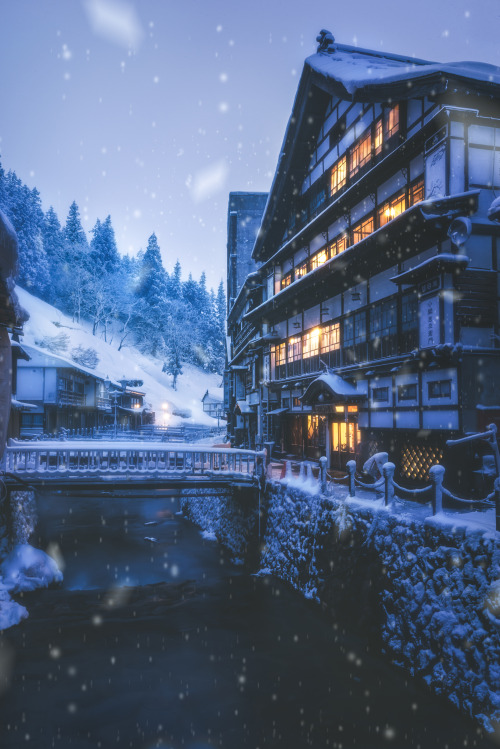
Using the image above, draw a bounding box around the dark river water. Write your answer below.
[0,489,497,749]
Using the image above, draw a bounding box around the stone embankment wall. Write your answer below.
[182,480,500,732]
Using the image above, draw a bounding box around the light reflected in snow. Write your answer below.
[46,541,66,572]
[83,0,144,50]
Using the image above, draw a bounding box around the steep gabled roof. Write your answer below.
[307,43,500,101]
[252,39,500,263]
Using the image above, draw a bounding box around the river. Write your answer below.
[0,489,496,748]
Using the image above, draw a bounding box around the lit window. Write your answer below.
[347,405,358,413]
[293,397,301,408]
[302,328,320,358]
[320,322,340,353]
[374,118,383,155]
[329,235,348,257]
[385,104,400,139]
[409,179,424,206]
[349,131,372,178]
[330,156,347,196]
[276,343,287,366]
[378,192,406,227]
[352,216,374,244]
[281,272,292,290]
[335,405,345,413]
[294,260,308,280]
[287,336,302,362]
[310,247,329,270]
[428,380,452,398]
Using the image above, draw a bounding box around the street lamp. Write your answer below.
[108,388,121,439]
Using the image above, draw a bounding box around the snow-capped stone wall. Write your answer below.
[260,483,500,733]
[182,480,500,731]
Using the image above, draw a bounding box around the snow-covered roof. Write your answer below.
[302,373,365,404]
[252,38,500,262]
[390,253,470,285]
[18,342,121,387]
[307,44,500,99]
[202,389,223,403]
[11,397,37,411]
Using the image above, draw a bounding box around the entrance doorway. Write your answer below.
[330,419,359,470]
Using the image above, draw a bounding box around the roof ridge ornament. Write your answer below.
[316,29,336,54]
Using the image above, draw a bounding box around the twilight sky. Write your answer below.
[1,0,499,289]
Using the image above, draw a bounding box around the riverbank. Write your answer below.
[1,490,498,748]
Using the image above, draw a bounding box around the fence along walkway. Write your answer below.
[4,440,265,482]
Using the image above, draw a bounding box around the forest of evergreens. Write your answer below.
[0,162,226,384]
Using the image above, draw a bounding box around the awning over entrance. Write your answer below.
[235,401,254,415]
[301,373,365,406]
[267,407,289,416]
[11,398,38,411]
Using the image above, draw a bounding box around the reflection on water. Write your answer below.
[0,490,496,749]
[34,491,227,590]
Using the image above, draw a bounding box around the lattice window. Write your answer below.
[400,443,444,480]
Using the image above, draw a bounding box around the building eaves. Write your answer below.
[251,41,500,263]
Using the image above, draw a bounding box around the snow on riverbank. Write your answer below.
[16,287,223,428]
[0,544,63,631]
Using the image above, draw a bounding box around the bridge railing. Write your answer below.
[4,442,264,481]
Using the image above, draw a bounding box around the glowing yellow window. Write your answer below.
[378,192,406,227]
[409,179,424,206]
[347,405,358,413]
[330,156,347,197]
[352,216,374,244]
[281,272,292,289]
[374,118,383,155]
[335,405,345,413]
[320,322,340,353]
[277,343,287,366]
[302,328,320,359]
[310,247,329,270]
[386,104,400,139]
[287,336,302,362]
[294,260,308,280]
[329,235,347,257]
[349,132,372,178]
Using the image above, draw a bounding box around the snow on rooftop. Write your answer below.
[15,287,223,428]
[307,46,500,97]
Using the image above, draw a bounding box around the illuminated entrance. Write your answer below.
[330,406,360,470]
[301,373,366,470]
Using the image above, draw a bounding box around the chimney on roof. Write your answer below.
[316,29,336,54]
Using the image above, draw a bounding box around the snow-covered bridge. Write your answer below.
[4,440,265,490]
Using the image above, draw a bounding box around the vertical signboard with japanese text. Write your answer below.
[419,294,440,349]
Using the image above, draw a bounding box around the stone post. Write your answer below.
[346,460,356,497]
[256,450,266,490]
[429,464,445,515]
[382,462,395,506]
[319,456,327,494]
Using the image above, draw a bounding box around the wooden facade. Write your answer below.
[225,35,500,483]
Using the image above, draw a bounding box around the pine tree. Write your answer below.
[89,215,119,274]
[64,201,88,250]
[1,173,49,294]
[42,207,65,303]
[167,259,183,300]
[62,201,90,321]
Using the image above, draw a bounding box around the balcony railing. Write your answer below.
[58,390,86,407]
[96,396,112,410]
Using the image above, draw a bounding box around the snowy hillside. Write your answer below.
[15,287,224,428]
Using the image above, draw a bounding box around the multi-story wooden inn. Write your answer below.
[225,32,500,482]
